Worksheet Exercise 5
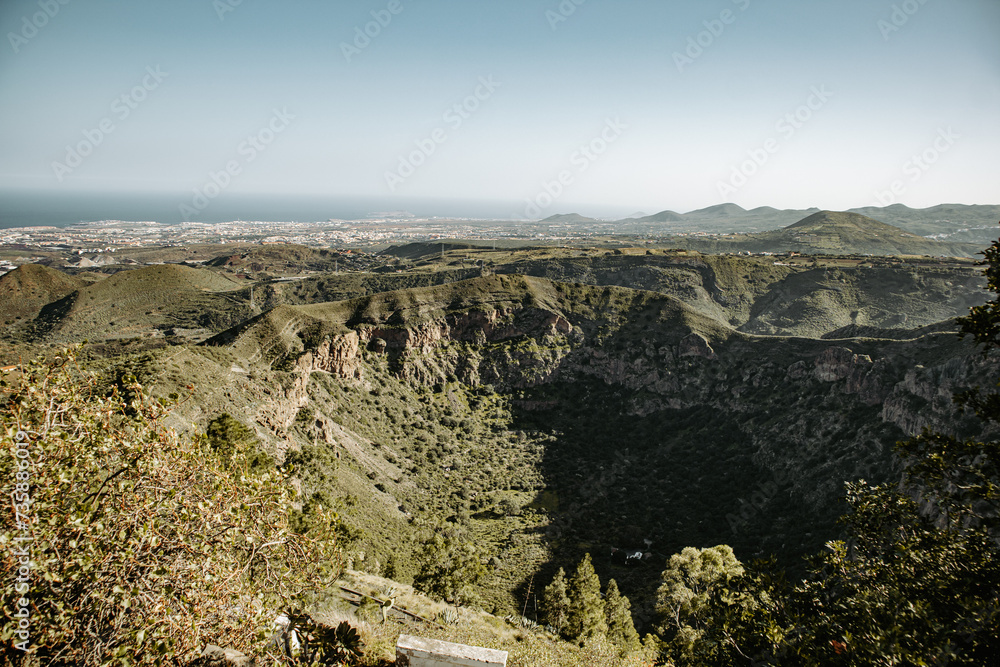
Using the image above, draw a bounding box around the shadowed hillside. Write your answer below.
[112,273,994,626]
[0,264,89,325]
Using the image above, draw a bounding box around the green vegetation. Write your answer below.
[413,531,489,606]
[0,351,343,664]
[538,555,646,661]
[567,553,607,641]
[1,233,997,665]
[205,412,273,473]
[605,579,641,656]
[655,545,746,663]
[541,567,571,635]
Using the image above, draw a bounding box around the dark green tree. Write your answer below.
[656,545,746,664]
[788,481,1000,666]
[567,553,607,642]
[541,567,572,636]
[604,578,641,656]
[782,233,1000,665]
[413,531,487,606]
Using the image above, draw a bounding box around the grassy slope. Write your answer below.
[36,264,247,343]
[0,263,87,325]
[130,272,991,634]
[11,246,992,648]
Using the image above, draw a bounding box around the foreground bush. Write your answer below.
[1,350,342,664]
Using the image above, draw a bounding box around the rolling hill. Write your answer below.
[672,210,985,257]
[610,202,999,242]
[540,213,599,223]
[28,264,246,343]
[0,264,89,325]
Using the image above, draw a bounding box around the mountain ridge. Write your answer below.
[671,209,984,257]
[611,203,1000,243]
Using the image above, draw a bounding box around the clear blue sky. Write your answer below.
[1,0,997,216]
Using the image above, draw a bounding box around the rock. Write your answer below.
[786,360,809,380]
[845,357,891,406]
[678,332,717,360]
[198,645,251,667]
[813,346,859,381]
[309,332,363,380]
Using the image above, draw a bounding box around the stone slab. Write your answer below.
[395,634,508,666]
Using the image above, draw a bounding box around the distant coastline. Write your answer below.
[0,190,548,229]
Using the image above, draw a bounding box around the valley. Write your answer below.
[3,210,997,642]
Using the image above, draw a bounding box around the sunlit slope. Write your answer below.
[676,210,985,257]
[34,264,246,342]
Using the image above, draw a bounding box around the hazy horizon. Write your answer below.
[2,0,998,220]
[4,187,998,230]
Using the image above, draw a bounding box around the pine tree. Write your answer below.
[657,545,745,661]
[604,578,641,655]
[567,553,608,641]
[541,567,572,635]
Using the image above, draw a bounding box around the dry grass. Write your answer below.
[322,570,657,667]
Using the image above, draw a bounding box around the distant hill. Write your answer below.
[379,241,487,262]
[635,210,684,223]
[673,210,985,257]
[31,264,245,343]
[602,203,999,242]
[540,213,598,223]
[613,204,821,233]
[0,264,88,325]
[688,203,747,216]
[763,210,980,255]
[847,203,1000,243]
[206,243,338,273]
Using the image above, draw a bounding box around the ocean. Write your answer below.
[0,189,541,229]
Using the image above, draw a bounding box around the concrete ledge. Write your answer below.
[396,634,508,666]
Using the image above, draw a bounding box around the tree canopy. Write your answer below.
[1,351,342,664]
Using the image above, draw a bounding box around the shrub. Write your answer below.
[0,350,343,665]
[205,412,273,474]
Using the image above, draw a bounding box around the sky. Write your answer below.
[0,0,997,219]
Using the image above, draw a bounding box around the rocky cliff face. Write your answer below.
[180,273,999,616]
[222,277,996,486]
